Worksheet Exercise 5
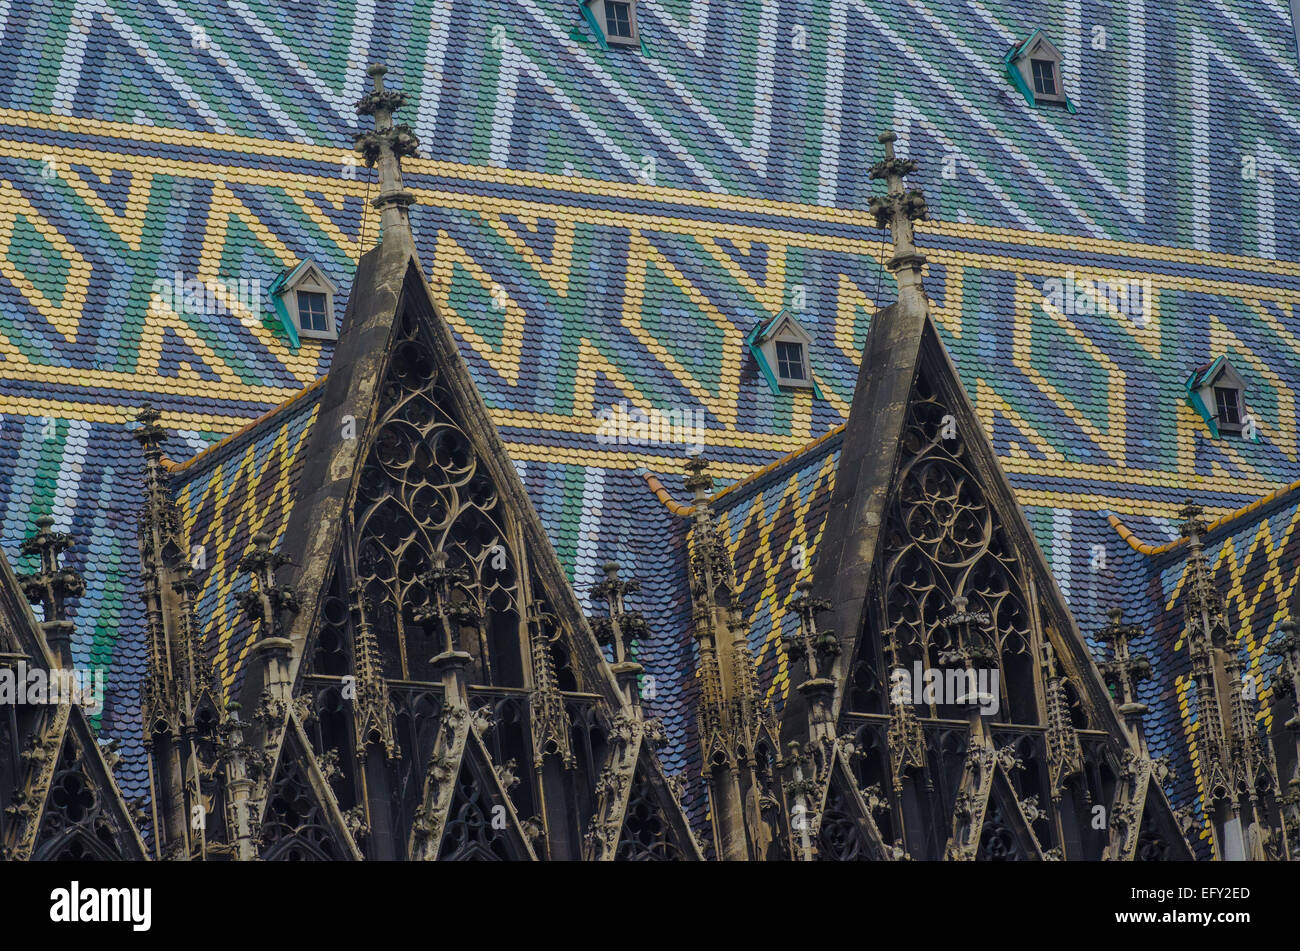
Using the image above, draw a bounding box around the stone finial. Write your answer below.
[939,594,995,669]
[133,405,165,453]
[684,455,714,500]
[236,531,298,641]
[415,550,472,654]
[17,515,84,667]
[786,579,837,682]
[1178,498,1208,540]
[1095,608,1152,712]
[867,130,928,276]
[588,560,647,668]
[354,62,419,239]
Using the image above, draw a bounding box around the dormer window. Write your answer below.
[1186,357,1254,440]
[1005,31,1076,113]
[1214,386,1242,430]
[605,1,632,39]
[776,340,808,382]
[269,259,339,343]
[582,0,641,49]
[1031,59,1057,96]
[746,309,822,397]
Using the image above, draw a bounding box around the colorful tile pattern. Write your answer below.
[172,383,322,701]
[1135,492,1300,849]
[1,0,1299,820]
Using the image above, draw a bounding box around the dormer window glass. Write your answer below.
[583,0,641,49]
[297,290,329,333]
[605,1,632,38]
[776,340,807,382]
[1031,59,1057,96]
[1214,386,1242,429]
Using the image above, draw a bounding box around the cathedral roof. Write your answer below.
[169,379,324,700]
[0,0,1297,822]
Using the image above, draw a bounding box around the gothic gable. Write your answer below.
[812,745,890,861]
[279,259,628,714]
[29,712,145,861]
[813,319,1123,740]
[610,758,697,861]
[258,714,363,861]
[794,314,1187,859]
[1103,757,1196,862]
[584,720,703,861]
[223,68,697,862]
[0,528,146,861]
[411,710,537,861]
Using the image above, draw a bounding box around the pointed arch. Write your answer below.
[436,733,536,861]
[814,747,890,861]
[259,716,362,861]
[586,728,702,861]
[975,768,1045,861]
[1106,763,1196,861]
[30,713,145,861]
[613,760,693,861]
[410,707,537,862]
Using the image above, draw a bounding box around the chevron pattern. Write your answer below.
[1,0,1299,826]
[9,0,1298,255]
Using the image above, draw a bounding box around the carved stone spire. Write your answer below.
[354,63,419,244]
[589,561,648,715]
[16,515,84,669]
[684,456,732,771]
[1040,641,1085,791]
[526,599,575,769]
[1096,608,1152,755]
[682,456,778,860]
[868,130,929,311]
[238,531,299,704]
[133,406,231,860]
[786,580,839,745]
[133,406,216,735]
[1178,501,1231,808]
[349,582,398,760]
[1176,499,1283,859]
[880,619,928,795]
[415,551,473,704]
[1270,617,1300,859]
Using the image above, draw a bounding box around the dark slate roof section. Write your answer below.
[0,416,153,802]
[1137,486,1300,855]
[171,381,323,701]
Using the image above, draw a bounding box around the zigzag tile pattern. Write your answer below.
[172,384,321,700]
[0,0,1298,822]
[715,437,841,711]
[6,0,1297,253]
[1134,492,1300,852]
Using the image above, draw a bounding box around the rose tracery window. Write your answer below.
[32,742,129,861]
[353,310,524,685]
[850,365,1036,724]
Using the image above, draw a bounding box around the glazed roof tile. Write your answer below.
[0,0,1297,817]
